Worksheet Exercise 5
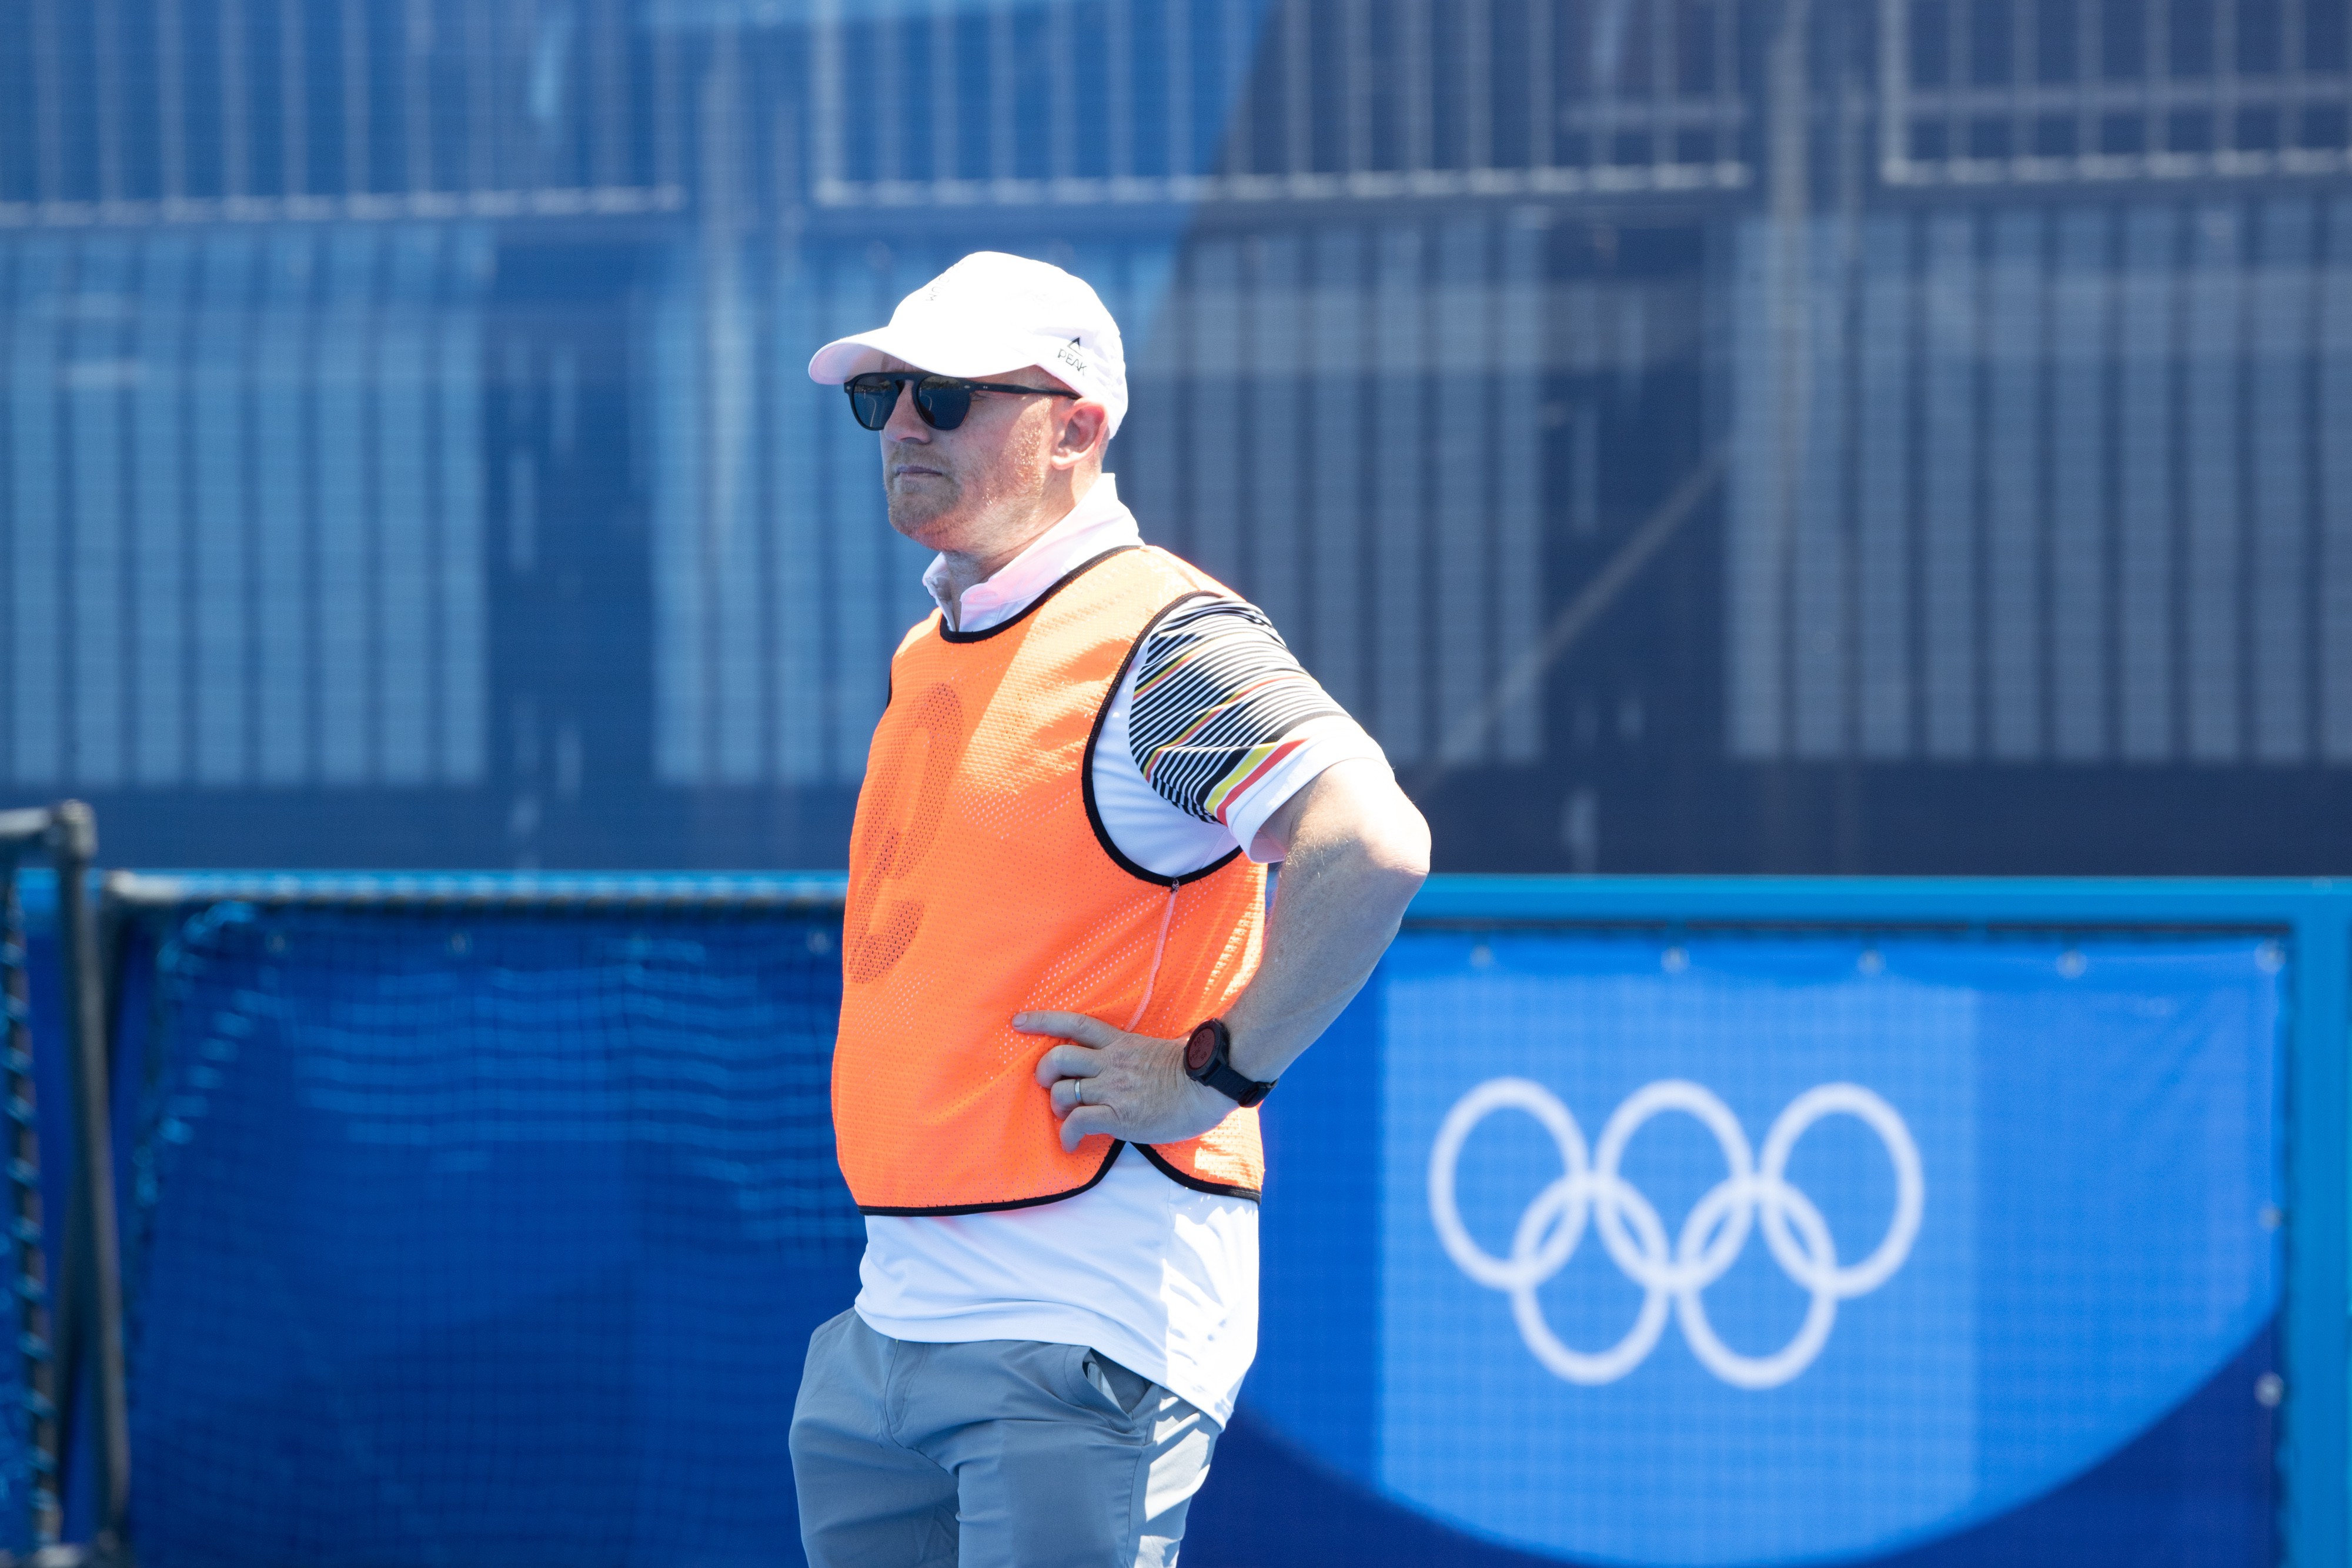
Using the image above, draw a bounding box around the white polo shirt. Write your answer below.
[849,474,1388,1425]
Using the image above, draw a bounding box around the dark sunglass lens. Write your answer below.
[914,379,973,431]
[846,376,900,431]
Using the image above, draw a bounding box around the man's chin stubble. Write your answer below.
[886,499,964,546]
[886,477,956,535]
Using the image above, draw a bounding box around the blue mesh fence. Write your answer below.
[93,881,2314,1568]
[116,898,863,1568]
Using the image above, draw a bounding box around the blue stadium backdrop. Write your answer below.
[1232,928,2283,1566]
[3,2,2352,877]
[56,872,2337,1568]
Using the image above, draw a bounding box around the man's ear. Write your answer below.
[1053,399,1110,469]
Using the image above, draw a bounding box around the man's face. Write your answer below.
[874,355,1073,554]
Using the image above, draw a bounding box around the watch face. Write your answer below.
[1185,1022,1218,1074]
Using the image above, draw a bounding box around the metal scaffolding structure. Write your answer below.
[807,0,1756,209]
[7,1,2344,233]
[1879,0,2352,189]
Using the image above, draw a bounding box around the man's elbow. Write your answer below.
[1359,792,1431,901]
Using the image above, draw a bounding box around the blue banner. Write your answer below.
[1246,932,2283,1566]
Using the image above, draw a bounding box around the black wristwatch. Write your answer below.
[1184,1018,1277,1108]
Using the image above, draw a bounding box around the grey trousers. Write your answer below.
[789,1309,1221,1568]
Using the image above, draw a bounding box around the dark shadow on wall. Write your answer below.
[1415,761,2352,878]
[66,783,862,871]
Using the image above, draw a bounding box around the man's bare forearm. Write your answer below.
[1224,760,1429,1084]
[1019,760,1426,1151]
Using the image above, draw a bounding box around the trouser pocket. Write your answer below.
[1081,1349,1153,1417]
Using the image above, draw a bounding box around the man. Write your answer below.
[789,250,1428,1568]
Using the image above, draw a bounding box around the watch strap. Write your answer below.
[1199,1054,1275,1108]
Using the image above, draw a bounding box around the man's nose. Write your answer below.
[883,387,930,442]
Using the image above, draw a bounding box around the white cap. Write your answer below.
[806,251,1128,437]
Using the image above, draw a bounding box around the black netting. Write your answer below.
[121,901,861,1568]
[0,863,46,1553]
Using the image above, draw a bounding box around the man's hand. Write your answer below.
[1013,760,1427,1156]
[1015,1011,1234,1152]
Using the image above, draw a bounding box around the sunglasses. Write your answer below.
[844,371,1075,432]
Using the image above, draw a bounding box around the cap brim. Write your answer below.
[806,325,1047,386]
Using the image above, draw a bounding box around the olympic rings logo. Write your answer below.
[1428,1079,1924,1390]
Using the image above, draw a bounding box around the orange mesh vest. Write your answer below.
[833,544,1268,1216]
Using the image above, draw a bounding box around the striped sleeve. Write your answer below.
[1126,599,1352,826]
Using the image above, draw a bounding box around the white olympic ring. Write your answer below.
[1428,1078,1924,1390]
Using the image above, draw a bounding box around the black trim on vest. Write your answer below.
[856,1139,1127,1217]
[1080,589,1248,889]
[935,546,1141,643]
[1138,1143,1262,1203]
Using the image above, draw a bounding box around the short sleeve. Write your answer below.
[1125,600,1389,859]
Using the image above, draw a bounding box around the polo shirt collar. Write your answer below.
[922,474,1142,634]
